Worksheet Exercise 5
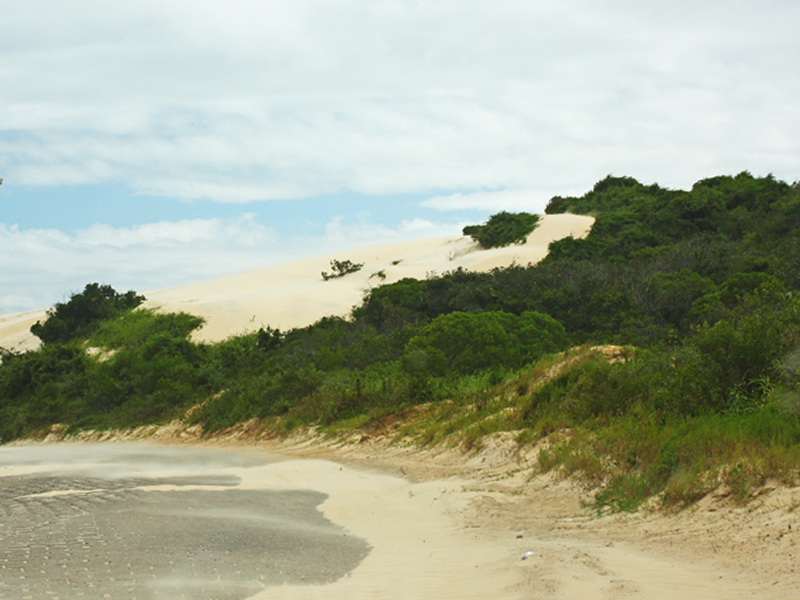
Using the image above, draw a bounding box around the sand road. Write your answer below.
[3,440,796,600]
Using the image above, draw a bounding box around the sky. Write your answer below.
[2,0,799,315]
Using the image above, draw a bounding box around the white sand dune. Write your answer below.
[0,214,593,351]
[146,213,594,343]
[0,308,49,354]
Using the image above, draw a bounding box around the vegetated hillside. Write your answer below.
[2,171,800,510]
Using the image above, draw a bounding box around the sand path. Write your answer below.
[30,424,796,600]
[248,458,763,600]
[243,434,798,600]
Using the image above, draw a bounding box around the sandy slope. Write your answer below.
[0,308,48,354]
[0,214,593,351]
[144,213,593,343]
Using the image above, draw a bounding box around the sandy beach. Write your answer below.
[3,434,799,600]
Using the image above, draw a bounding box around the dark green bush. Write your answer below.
[403,310,567,375]
[30,283,145,344]
[463,211,540,248]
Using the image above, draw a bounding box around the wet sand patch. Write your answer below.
[0,445,369,600]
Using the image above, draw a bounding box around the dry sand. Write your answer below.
[143,213,594,343]
[232,433,800,600]
[26,424,799,600]
[0,307,48,353]
[0,213,594,351]
[244,436,800,600]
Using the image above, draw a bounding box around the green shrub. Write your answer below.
[5,172,800,514]
[322,259,364,280]
[90,308,204,349]
[403,310,567,375]
[30,283,145,344]
[463,211,540,248]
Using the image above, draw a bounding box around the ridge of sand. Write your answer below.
[0,213,594,351]
[145,213,593,343]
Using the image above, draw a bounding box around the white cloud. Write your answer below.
[0,213,464,314]
[0,216,279,314]
[420,189,586,213]
[323,215,461,248]
[2,0,800,315]
[1,0,798,201]
[74,214,272,248]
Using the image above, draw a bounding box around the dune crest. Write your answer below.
[146,213,593,343]
[0,214,593,349]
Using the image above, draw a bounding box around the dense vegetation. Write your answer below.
[2,171,800,510]
[462,211,540,248]
[30,283,145,345]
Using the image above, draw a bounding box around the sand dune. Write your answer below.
[0,214,593,350]
[0,308,49,354]
[145,213,593,342]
